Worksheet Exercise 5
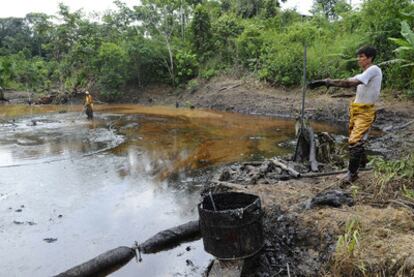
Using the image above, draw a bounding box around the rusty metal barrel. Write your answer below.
[198,192,264,260]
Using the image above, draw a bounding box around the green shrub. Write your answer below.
[212,14,244,64]
[307,32,365,80]
[200,68,217,80]
[371,153,414,196]
[191,4,213,61]
[175,49,198,85]
[237,22,264,70]
[95,42,128,91]
[186,79,199,93]
[258,35,303,86]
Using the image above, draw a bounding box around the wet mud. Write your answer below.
[241,206,335,277]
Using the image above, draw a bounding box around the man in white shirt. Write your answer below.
[309,46,382,183]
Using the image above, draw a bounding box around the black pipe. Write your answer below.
[139,220,201,254]
[55,246,135,277]
[55,220,201,277]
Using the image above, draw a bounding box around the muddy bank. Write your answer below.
[203,158,414,276]
[116,77,412,121]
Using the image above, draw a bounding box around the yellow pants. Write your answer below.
[348,103,376,145]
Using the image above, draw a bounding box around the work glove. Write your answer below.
[307,79,329,89]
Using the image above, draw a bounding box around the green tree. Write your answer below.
[11,52,49,91]
[237,23,263,70]
[387,20,414,90]
[95,42,128,92]
[134,0,189,85]
[0,17,31,55]
[312,0,350,20]
[102,0,137,41]
[236,0,262,18]
[360,0,414,61]
[44,4,83,62]
[24,13,53,57]
[190,4,212,60]
[212,14,244,64]
[224,0,285,18]
[261,0,282,18]
[0,56,13,87]
[125,35,170,86]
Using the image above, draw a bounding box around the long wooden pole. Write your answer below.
[294,44,307,161]
[300,44,307,129]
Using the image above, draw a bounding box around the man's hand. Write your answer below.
[307,79,329,89]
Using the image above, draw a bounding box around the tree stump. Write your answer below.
[294,126,319,172]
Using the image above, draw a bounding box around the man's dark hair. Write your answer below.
[357,46,377,61]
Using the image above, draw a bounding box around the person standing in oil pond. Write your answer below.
[308,46,382,183]
[84,91,94,120]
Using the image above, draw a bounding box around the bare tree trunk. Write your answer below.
[180,0,184,40]
[164,35,175,86]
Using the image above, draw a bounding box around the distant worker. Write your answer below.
[28,92,34,105]
[84,91,94,119]
[308,46,382,183]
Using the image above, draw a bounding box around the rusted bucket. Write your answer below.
[198,192,264,260]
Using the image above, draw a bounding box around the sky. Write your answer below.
[0,0,364,18]
[282,0,363,15]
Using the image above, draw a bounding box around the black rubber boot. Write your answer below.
[360,151,368,169]
[343,144,365,183]
[86,106,94,120]
[340,171,358,184]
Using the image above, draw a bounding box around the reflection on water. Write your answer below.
[0,104,342,277]
[1,104,341,173]
[0,113,123,167]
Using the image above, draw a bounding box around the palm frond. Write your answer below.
[378,59,407,66]
[388,37,410,47]
[401,21,414,48]
[393,46,414,53]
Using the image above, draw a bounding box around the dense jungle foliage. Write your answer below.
[1,0,414,100]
